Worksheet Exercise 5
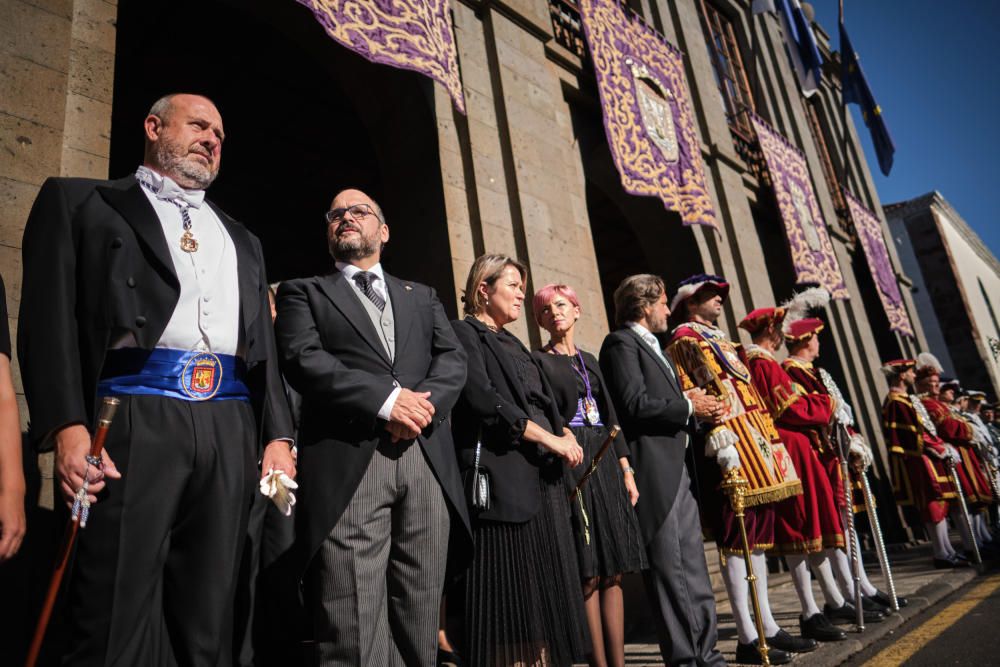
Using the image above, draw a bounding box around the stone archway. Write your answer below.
[109,0,455,305]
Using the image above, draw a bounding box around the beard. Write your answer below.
[153,136,218,189]
[329,225,382,262]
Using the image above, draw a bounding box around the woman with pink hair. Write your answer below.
[532,284,646,667]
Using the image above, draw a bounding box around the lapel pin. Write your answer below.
[404,285,412,291]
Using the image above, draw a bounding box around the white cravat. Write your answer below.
[112,167,240,356]
[335,261,400,421]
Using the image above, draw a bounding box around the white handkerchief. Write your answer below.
[259,468,298,517]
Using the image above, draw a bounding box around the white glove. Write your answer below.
[716,445,742,473]
[259,468,298,517]
[848,433,872,470]
[944,444,962,464]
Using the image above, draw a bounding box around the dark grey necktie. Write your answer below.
[353,271,385,311]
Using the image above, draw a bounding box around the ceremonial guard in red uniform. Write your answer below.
[782,314,905,611]
[667,275,812,664]
[880,360,962,568]
[915,355,994,556]
[739,306,880,642]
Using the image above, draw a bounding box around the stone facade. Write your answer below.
[886,192,1000,399]
[0,0,929,537]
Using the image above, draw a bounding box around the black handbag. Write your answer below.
[464,433,491,511]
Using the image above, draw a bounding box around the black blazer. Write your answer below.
[275,272,471,574]
[532,349,630,459]
[600,327,694,544]
[450,317,565,523]
[17,175,292,447]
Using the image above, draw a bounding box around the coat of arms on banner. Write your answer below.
[579,0,717,228]
[750,113,848,298]
[843,189,914,336]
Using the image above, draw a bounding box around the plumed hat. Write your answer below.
[671,274,729,312]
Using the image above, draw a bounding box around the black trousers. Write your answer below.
[63,395,256,667]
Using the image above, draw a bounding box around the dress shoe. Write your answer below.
[934,555,965,569]
[799,612,847,641]
[766,628,817,653]
[859,595,884,612]
[735,640,791,665]
[823,601,885,624]
[868,590,908,609]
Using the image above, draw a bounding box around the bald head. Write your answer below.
[143,94,224,189]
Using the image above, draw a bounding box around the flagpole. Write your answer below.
[839,0,853,198]
[747,0,761,112]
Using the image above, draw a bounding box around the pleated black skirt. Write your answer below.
[465,467,589,667]
[567,424,648,579]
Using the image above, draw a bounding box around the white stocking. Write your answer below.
[750,552,781,637]
[785,554,821,619]
[927,520,953,559]
[832,545,878,598]
[951,509,977,553]
[722,553,757,644]
[974,512,992,544]
[809,550,845,608]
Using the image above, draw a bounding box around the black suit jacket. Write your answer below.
[17,175,292,447]
[450,317,565,524]
[532,349,630,459]
[275,272,471,574]
[600,327,694,544]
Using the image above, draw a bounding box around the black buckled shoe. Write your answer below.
[799,613,847,642]
[766,628,818,653]
[867,589,908,609]
[934,554,966,568]
[735,640,791,665]
[823,601,885,624]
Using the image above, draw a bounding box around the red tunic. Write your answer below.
[882,391,952,523]
[783,358,864,513]
[746,348,843,554]
[921,396,994,506]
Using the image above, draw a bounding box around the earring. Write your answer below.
[485,297,490,306]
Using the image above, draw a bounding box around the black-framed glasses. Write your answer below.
[325,203,375,225]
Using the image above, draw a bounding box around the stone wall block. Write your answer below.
[0,244,21,318]
[59,145,107,178]
[62,91,111,156]
[72,0,117,53]
[67,37,113,102]
[0,0,72,72]
[0,114,64,185]
[0,177,36,247]
[0,51,68,128]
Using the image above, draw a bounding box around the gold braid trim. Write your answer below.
[743,478,803,507]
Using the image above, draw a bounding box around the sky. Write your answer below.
[808,1,1000,257]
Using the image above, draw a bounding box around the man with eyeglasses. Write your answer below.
[275,189,471,666]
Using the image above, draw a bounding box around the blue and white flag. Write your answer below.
[755,0,824,96]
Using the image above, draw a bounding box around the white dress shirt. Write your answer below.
[334,261,400,420]
[627,321,693,421]
[113,166,241,356]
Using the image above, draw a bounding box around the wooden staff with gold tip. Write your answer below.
[720,467,770,667]
[25,396,121,667]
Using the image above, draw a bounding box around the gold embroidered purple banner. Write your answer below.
[844,189,914,336]
[297,0,465,113]
[750,112,848,298]
[579,0,717,227]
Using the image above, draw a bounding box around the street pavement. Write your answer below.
[621,534,988,666]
